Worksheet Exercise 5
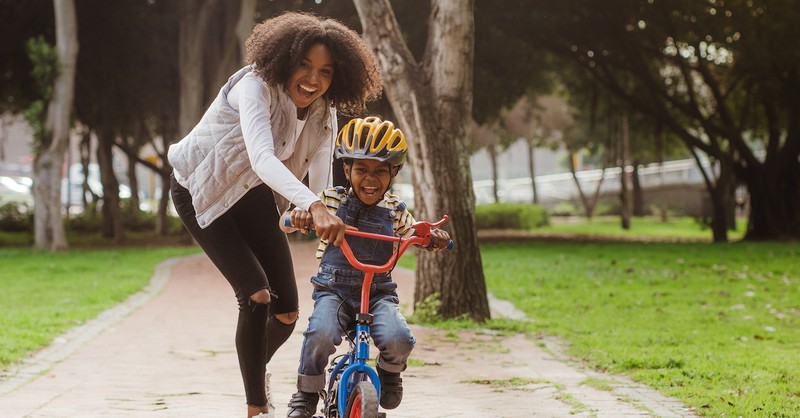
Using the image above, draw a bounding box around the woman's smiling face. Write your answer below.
[345,159,396,205]
[287,43,334,115]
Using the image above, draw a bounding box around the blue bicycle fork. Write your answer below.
[336,314,381,413]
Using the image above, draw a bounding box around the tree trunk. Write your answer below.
[708,160,734,243]
[79,130,94,209]
[33,151,68,251]
[354,0,490,321]
[619,111,631,229]
[527,140,538,204]
[156,135,173,235]
[568,152,605,219]
[632,159,645,216]
[33,0,78,251]
[488,145,499,203]
[97,130,123,242]
[744,159,800,239]
[156,170,171,235]
[0,115,7,161]
[126,150,140,215]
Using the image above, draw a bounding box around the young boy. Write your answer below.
[282,116,451,418]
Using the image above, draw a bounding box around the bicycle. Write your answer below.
[284,215,452,418]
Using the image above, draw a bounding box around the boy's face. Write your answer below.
[344,159,396,205]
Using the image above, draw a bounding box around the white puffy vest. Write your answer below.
[168,66,336,228]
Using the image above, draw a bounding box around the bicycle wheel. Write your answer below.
[344,381,379,418]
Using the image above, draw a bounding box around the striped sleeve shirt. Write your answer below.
[315,187,416,259]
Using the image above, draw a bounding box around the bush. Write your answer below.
[65,202,102,232]
[120,200,158,232]
[594,201,619,216]
[475,203,549,230]
[0,202,33,232]
[65,200,185,234]
[549,200,580,217]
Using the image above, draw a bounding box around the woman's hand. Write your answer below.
[288,208,313,233]
[308,201,348,246]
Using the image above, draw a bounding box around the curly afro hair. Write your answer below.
[245,11,383,116]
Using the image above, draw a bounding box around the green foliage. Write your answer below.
[475,203,549,230]
[481,241,800,417]
[594,201,619,217]
[0,202,33,232]
[408,292,442,324]
[26,36,58,98]
[119,200,167,232]
[64,203,101,232]
[65,202,184,234]
[541,216,745,242]
[23,36,58,147]
[549,201,580,217]
[22,100,47,146]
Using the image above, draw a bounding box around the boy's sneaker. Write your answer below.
[377,367,403,409]
[286,391,319,418]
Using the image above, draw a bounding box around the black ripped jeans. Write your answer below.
[171,175,298,407]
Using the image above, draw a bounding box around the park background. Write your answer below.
[0,1,798,416]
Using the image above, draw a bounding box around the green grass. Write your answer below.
[540,216,746,242]
[481,241,800,417]
[0,245,199,369]
[400,217,797,416]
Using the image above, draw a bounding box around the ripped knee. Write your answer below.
[274,311,299,325]
[249,289,271,304]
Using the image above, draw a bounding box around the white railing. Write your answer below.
[472,158,711,205]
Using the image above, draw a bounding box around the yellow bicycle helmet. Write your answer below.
[335,116,408,166]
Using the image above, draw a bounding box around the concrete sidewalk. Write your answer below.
[0,240,696,417]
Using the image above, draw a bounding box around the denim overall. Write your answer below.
[296,189,416,393]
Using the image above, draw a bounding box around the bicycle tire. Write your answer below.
[344,381,379,418]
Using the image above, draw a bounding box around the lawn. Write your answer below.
[481,241,799,417]
[400,216,797,416]
[541,215,747,242]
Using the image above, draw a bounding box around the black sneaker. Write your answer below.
[287,391,319,418]
[377,367,403,410]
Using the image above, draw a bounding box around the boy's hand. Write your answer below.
[428,228,451,252]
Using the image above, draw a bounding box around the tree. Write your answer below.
[177,0,256,136]
[500,93,564,205]
[74,0,171,241]
[522,0,800,241]
[471,1,553,124]
[0,1,54,114]
[30,0,78,251]
[468,118,503,203]
[353,0,490,321]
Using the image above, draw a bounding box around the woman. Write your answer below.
[168,11,382,418]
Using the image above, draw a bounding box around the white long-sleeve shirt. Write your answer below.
[228,72,331,211]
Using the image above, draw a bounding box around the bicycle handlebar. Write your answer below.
[283,215,453,274]
[285,214,452,315]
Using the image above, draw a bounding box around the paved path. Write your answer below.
[0,240,697,418]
